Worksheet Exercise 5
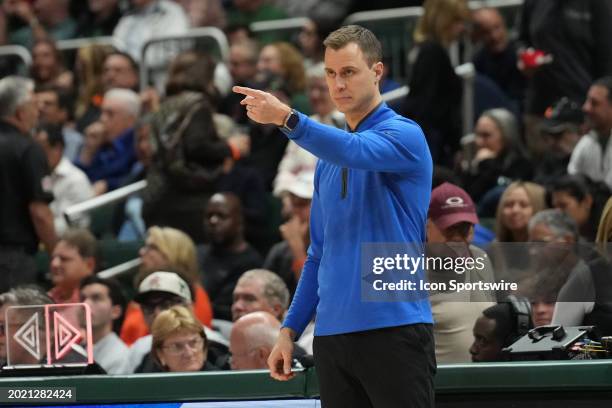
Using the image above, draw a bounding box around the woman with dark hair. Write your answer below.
[550,175,610,242]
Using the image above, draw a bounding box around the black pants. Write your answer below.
[313,323,436,408]
[0,247,38,293]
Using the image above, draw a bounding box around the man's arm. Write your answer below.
[29,201,57,253]
[233,86,429,173]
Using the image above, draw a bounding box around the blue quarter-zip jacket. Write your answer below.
[281,103,434,337]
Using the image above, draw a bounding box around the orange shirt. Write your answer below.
[120,283,213,345]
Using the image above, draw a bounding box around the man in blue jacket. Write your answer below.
[234,25,435,408]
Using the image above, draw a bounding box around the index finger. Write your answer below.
[232,86,264,98]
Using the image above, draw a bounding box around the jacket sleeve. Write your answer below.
[282,164,323,338]
[282,112,429,173]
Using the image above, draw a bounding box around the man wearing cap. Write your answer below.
[127,271,228,373]
[234,25,435,407]
[535,97,584,185]
[264,172,315,295]
[426,182,496,363]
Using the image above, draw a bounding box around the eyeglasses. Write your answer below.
[161,337,204,355]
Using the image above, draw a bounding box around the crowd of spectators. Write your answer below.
[1,0,612,373]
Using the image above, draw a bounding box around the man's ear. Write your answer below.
[110,304,122,321]
[373,62,384,83]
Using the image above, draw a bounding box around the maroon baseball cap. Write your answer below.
[429,182,479,230]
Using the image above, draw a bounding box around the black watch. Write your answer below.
[282,109,300,131]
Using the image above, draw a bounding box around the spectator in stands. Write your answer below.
[528,210,612,335]
[151,305,217,372]
[102,51,140,93]
[6,0,76,48]
[402,0,469,166]
[462,108,533,207]
[113,0,189,64]
[35,85,82,161]
[0,287,53,366]
[80,275,130,374]
[197,193,263,321]
[534,98,585,185]
[222,39,260,125]
[426,182,496,363]
[298,18,337,69]
[30,40,73,90]
[76,88,140,195]
[127,271,227,373]
[471,7,524,110]
[273,63,343,200]
[34,123,93,235]
[489,181,546,281]
[470,301,532,362]
[121,227,213,346]
[256,42,309,113]
[231,269,289,323]
[176,0,226,28]
[76,0,122,38]
[227,0,287,44]
[229,311,281,370]
[596,198,612,259]
[74,45,113,131]
[518,1,612,156]
[265,172,314,295]
[550,175,610,242]
[0,76,56,293]
[568,77,612,190]
[48,229,96,304]
[142,51,236,243]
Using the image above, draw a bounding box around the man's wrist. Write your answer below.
[280,326,296,341]
[277,105,292,127]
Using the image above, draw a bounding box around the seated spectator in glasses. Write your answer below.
[151,305,217,372]
[120,227,213,346]
[462,108,532,207]
[34,124,93,235]
[30,40,73,90]
[6,0,76,49]
[197,193,263,321]
[550,175,610,242]
[265,172,314,295]
[127,271,227,373]
[75,88,140,195]
[229,311,281,370]
[48,229,96,305]
[0,287,53,367]
[35,85,83,162]
[471,7,525,110]
[80,275,130,374]
[534,98,584,185]
[426,182,496,363]
[470,301,533,362]
[75,0,122,38]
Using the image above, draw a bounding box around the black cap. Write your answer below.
[541,97,584,134]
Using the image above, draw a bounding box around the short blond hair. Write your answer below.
[495,181,547,242]
[414,0,470,47]
[596,197,612,257]
[146,226,199,282]
[151,305,207,366]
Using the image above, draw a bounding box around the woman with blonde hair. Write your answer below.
[151,305,216,372]
[120,226,213,345]
[403,0,470,165]
[596,198,612,259]
[74,44,113,128]
[495,181,547,242]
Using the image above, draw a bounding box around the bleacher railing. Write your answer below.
[0,44,32,71]
[139,26,230,91]
[56,36,123,52]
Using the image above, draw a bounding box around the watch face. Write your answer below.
[287,112,299,130]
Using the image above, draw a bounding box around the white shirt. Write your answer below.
[113,0,189,65]
[50,157,94,234]
[567,130,612,189]
[94,332,131,374]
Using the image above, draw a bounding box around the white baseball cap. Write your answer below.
[135,271,192,303]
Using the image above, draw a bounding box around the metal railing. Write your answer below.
[455,63,476,135]
[64,180,147,226]
[139,26,230,90]
[0,45,32,71]
[56,36,122,52]
[250,17,309,34]
[98,258,142,279]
